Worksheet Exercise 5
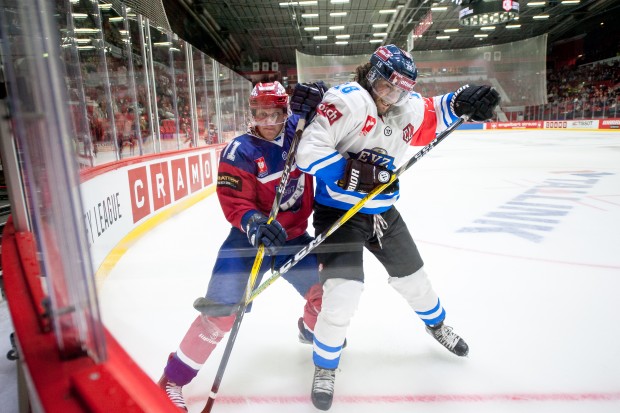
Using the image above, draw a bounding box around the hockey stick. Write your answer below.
[245,115,466,303]
[199,118,306,413]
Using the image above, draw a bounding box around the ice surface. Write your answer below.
[100,130,620,413]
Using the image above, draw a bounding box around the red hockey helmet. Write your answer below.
[249,81,289,110]
[249,81,289,128]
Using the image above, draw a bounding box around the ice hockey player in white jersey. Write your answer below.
[293,44,500,411]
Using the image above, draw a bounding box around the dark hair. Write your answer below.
[354,62,373,93]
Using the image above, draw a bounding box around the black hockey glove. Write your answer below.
[290,81,328,120]
[338,159,394,193]
[452,84,500,121]
[245,212,287,256]
[384,178,399,195]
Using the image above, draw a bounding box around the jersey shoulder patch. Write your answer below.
[321,82,373,124]
[220,134,262,176]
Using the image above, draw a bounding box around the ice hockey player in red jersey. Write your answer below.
[294,45,500,410]
[158,81,325,411]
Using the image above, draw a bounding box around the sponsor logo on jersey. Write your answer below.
[255,156,268,177]
[375,46,393,62]
[357,149,394,168]
[317,102,343,125]
[402,123,415,143]
[384,126,392,136]
[360,115,377,136]
[217,173,242,191]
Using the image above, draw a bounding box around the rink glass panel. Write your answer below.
[217,63,236,141]
[296,35,549,107]
[63,0,120,167]
[0,0,255,367]
[193,49,216,147]
[103,4,144,161]
[1,0,106,360]
[127,13,156,156]
[148,26,179,152]
[54,0,251,168]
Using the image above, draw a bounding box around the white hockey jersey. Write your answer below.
[296,81,459,214]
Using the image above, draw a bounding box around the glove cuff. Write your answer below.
[241,210,265,233]
[451,84,469,117]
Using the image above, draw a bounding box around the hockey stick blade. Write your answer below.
[246,116,466,303]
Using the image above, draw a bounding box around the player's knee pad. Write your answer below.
[177,314,235,366]
[388,266,433,303]
[199,313,235,336]
[320,278,364,327]
[302,283,323,331]
[305,283,323,312]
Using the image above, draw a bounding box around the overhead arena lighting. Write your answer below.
[459,0,519,27]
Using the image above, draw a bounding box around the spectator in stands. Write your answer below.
[117,108,136,159]
[206,122,218,145]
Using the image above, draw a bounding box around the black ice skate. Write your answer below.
[158,374,188,411]
[426,321,469,357]
[298,317,347,348]
[311,366,336,411]
[298,317,314,345]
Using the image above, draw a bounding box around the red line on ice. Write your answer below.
[187,392,620,405]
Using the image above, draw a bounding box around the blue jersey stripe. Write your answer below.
[300,150,341,175]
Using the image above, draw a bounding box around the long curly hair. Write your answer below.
[354,62,373,93]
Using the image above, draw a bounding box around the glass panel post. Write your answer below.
[136,14,157,154]
[186,44,198,147]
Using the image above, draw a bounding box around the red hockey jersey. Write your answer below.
[216,114,314,240]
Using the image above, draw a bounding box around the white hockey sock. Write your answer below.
[388,267,445,325]
[313,278,363,369]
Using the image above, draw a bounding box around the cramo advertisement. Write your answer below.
[80,146,223,273]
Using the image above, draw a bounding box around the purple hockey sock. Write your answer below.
[164,353,199,386]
